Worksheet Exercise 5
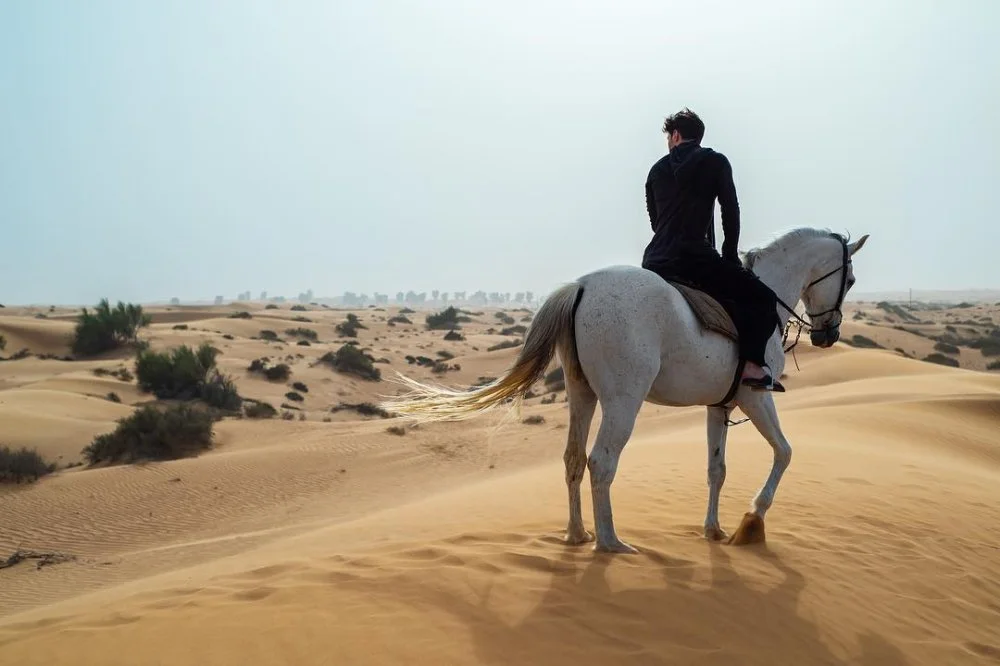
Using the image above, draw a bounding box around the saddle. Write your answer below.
[669,282,738,342]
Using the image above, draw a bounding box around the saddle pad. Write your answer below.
[670,282,739,342]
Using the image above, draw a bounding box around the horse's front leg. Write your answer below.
[729,393,792,545]
[704,406,732,541]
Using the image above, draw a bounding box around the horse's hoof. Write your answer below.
[704,525,730,542]
[565,529,594,546]
[595,540,638,555]
[727,512,766,546]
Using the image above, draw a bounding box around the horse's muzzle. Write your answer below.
[810,326,840,348]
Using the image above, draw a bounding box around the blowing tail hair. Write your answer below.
[379,283,586,423]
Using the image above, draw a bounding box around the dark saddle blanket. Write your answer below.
[669,281,738,342]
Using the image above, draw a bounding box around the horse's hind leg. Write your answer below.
[564,376,597,545]
[588,395,645,554]
[704,406,732,541]
[729,393,792,545]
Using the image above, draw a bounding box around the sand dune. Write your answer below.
[1,302,999,665]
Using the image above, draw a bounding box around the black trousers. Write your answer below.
[645,247,781,368]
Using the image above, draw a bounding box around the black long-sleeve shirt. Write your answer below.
[641,142,741,270]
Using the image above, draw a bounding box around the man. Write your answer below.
[641,108,783,391]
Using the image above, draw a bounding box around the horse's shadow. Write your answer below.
[428,539,911,666]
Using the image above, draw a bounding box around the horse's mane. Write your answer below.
[742,227,847,269]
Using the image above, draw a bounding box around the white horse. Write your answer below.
[382,228,869,552]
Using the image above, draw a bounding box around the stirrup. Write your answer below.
[740,375,786,392]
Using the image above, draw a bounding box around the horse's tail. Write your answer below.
[380,282,585,423]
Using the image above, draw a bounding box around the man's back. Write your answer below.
[641,142,740,270]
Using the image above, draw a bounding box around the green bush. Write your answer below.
[265,304,279,310]
[72,299,151,356]
[285,327,318,340]
[290,305,307,311]
[426,306,471,330]
[922,353,960,368]
[135,343,241,411]
[488,339,522,352]
[320,345,381,381]
[244,401,277,419]
[0,334,6,352]
[285,391,304,402]
[172,324,189,330]
[0,445,55,484]
[933,341,960,354]
[229,311,252,319]
[844,334,883,349]
[82,404,215,465]
[259,330,280,341]
[247,358,291,381]
[987,360,1000,371]
[292,381,309,393]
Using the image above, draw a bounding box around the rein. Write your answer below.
[726,234,851,427]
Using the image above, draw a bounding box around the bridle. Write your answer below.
[770,234,852,365]
[726,233,852,426]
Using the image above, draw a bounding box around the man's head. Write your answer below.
[662,108,705,150]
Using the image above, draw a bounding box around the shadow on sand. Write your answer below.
[417,538,912,666]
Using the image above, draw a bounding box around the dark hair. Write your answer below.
[662,108,705,143]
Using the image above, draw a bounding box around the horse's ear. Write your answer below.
[848,234,869,256]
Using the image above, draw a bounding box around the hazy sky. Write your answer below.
[1,1,997,305]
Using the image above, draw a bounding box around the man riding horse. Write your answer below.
[642,108,784,392]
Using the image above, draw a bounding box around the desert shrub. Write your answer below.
[933,341,960,354]
[987,360,1000,371]
[93,366,133,382]
[244,400,277,419]
[488,339,522,352]
[473,376,497,387]
[106,392,121,403]
[894,348,913,358]
[5,446,54,480]
[82,404,215,465]
[296,340,311,346]
[285,391,304,402]
[875,301,919,323]
[436,350,455,360]
[72,299,151,356]
[285,327,318,340]
[386,425,406,436]
[259,329,280,341]
[292,316,313,323]
[336,321,359,338]
[0,446,55,483]
[968,337,1000,357]
[198,373,243,411]
[495,312,515,325]
[135,343,241,412]
[522,415,545,425]
[247,358,291,381]
[292,381,309,392]
[922,353,960,368]
[291,305,307,311]
[844,334,883,349]
[172,324,189,330]
[444,330,464,341]
[330,402,391,418]
[426,307,471,330]
[222,334,234,340]
[387,315,411,325]
[0,334,5,352]
[319,345,381,381]
[264,364,291,381]
[501,325,527,336]
[544,367,564,385]
[399,307,415,314]
[229,311,252,319]
[520,315,533,322]
[265,304,279,310]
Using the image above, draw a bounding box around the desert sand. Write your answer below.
[1,300,999,665]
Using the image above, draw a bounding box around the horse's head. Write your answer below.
[799,233,869,347]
